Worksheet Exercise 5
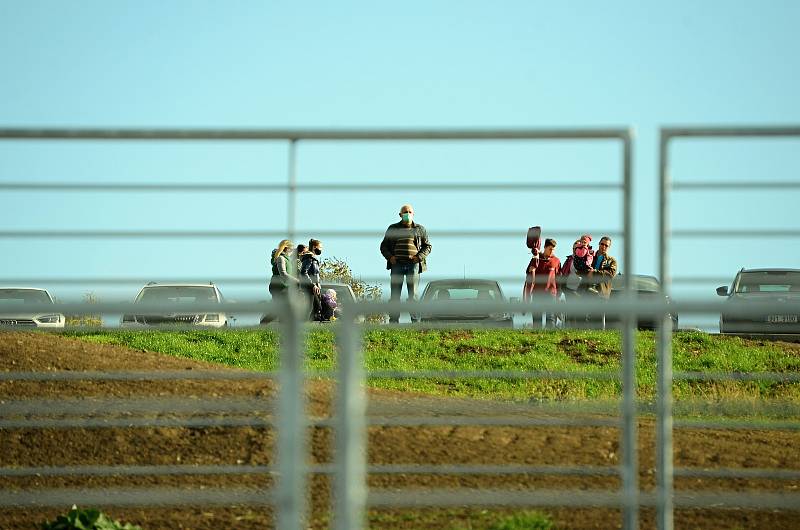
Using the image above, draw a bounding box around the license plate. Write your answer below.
[767,315,798,323]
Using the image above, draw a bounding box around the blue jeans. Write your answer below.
[390,262,420,323]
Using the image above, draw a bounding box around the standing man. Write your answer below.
[380,204,432,324]
[586,236,617,328]
[523,238,561,328]
[588,236,618,297]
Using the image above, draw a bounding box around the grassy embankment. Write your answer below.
[67,328,800,414]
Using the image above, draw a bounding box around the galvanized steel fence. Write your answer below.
[0,127,798,530]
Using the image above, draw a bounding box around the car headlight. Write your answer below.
[36,314,62,324]
[203,313,220,322]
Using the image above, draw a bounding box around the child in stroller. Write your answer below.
[319,289,340,321]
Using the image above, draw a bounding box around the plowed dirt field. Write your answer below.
[1,331,798,529]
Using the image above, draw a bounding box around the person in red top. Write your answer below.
[523,238,561,328]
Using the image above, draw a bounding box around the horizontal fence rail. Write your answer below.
[1,298,798,319]
[0,181,624,192]
[2,487,797,511]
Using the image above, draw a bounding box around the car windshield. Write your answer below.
[423,283,503,301]
[137,286,219,304]
[0,289,53,305]
[735,271,800,294]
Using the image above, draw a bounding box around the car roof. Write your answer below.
[140,283,218,288]
[425,279,501,286]
[739,268,800,273]
[614,274,660,282]
[0,287,51,292]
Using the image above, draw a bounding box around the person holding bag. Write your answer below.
[523,238,561,328]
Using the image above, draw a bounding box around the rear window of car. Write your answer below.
[424,286,502,301]
[612,276,660,292]
[137,287,219,304]
[0,289,52,305]
[735,272,800,293]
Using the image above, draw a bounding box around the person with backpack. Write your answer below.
[300,239,324,320]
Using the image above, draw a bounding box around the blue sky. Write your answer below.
[1,1,798,327]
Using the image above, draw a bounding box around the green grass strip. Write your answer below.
[66,329,800,403]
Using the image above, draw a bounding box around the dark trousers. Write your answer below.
[389,262,420,323]
[304,284,323,320]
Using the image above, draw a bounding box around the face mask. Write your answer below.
[401,212,413,223]
[313,248,322,256]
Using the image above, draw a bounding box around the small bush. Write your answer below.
[42,505,141,530]
[65,292,102,327]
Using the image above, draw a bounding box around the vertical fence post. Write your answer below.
[276,137,305,530]
[621,130,639,530]
[276,298,306,530]
[333,308,368,530]
[656,131,674,530]
[287,138,298,242]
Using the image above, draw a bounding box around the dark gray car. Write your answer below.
[608,274,678,330]
[420,279,513,327]
[717,268,800,334]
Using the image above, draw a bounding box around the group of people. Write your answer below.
[267,203,433,324]
[268,238,339,321]
[268,202,617,328]
[523,233,618,328]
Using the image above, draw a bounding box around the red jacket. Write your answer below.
[523,254,561,300]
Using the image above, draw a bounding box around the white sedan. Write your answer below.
[0,287,65,328]
[121,283,229,328]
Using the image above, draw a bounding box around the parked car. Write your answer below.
[419,279,513,327]
[717,268,800,334]
[121,283,228,328]
[607,274,678,330]
[0,287,65,328]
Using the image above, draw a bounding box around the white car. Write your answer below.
[0,287,65,329]
[121,283,229,328]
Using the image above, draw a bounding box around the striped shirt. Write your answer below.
[393,228,418,262]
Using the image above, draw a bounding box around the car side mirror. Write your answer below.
[716,286,728,297]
